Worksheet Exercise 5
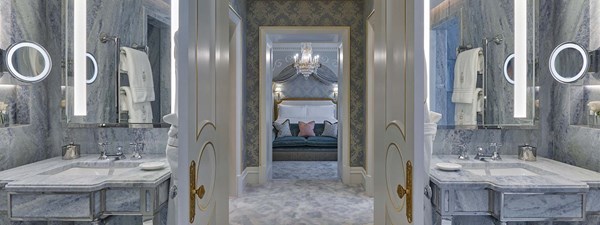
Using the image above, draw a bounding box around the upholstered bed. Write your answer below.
[272,99,338,161]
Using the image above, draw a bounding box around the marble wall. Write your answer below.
[0,0,60,172]
[244,0,366,168]
[538,0,600,173]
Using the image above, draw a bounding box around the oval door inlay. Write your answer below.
[386,143,406,212]
[196,142,216,211]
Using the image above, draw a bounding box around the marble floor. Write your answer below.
[229,161,374,225]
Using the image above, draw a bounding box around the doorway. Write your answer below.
[257,26,352,184]
[228,6,244,197]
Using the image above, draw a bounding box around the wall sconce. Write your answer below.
[274,86,282,101]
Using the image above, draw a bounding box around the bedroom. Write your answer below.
[271,41,341,180]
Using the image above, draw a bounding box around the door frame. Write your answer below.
[258,26,352,184]
[228,5,244,197]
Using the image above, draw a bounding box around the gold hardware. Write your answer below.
[396,161,413,223]
[189,160,205,223]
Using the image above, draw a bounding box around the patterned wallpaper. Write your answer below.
[245,0,366,167]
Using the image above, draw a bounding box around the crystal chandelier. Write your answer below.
[294,42,321,78]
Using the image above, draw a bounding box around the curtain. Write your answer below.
[273,64,338,84]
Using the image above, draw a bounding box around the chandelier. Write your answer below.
[294,42,321,78]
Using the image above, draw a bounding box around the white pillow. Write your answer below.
[307,105,336,118]
[278,105,307,119]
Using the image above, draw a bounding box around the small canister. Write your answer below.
[518,144,537,161]
[62,142,81,160]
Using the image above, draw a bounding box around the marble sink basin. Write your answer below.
[465,167,539,176]
[40,161,141,176]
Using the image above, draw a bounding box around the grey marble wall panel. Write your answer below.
[433,128,539,156]
[105,189,140,212]
[62,127,169,156]
[536,0,600,174]
[0,0,56,172]
[245,0,366,167]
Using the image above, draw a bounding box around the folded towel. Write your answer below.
[454,88,483,127]
[119,86,153,125]
[452,48,483,103]
[120,47,155,103]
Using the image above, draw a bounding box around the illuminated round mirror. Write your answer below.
[503,54,515,85]
[5,41,52,83]
[86,53,98,84]
[549,42,589,83]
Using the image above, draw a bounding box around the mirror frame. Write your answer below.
[4,41,52,83]
[549,42,589,84]
[503,53,515,85]
[86,52,99,84]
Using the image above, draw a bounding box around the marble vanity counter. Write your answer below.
[0,154,170,192]
[430,155,600,224]
[430,155,600,192]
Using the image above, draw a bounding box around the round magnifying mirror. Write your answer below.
[86,53,98,84]
[549,42,589,83]
[5,41,52,83]
[503,54,515,85]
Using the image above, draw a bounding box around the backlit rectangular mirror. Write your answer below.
[62,0,172,127]
[429,0,539,128]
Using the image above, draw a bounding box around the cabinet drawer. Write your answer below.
[494,192,585,221]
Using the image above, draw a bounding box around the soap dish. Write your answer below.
[435,163,462,171]
[139,162,166,171]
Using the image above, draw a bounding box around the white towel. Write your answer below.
[454,88,483,127]
[119,86,153,124]
[452,48,483,103]
[120,47,155,103]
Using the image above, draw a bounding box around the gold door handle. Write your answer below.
[396,161,413,223]
[189,160,205,223]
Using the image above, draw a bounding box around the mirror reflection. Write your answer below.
[6,41,52,83]
[86,53,98,84]
[503,54,514,85]
[429,0,538,128]
[549,42,589,83]
[63,0,171,126]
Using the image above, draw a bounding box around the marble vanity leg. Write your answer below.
[492,220,507,225]
[440,216,453,225]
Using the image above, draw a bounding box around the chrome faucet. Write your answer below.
[474,143,502,161]
[457,144,469,160]
[98,143,126,160]
[130,142,144,160]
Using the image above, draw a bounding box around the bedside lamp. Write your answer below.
[274,86,282,101]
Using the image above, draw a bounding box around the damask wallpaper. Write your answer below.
[244,0,366,168]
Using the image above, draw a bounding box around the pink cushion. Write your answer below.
[298,121,316,137]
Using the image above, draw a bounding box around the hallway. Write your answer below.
[229,162,374,225]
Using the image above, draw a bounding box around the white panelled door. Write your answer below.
[177,0,229,224]
[374,0,426,224]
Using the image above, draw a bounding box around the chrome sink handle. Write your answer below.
[457,144,469,160]
[98,142,110,160]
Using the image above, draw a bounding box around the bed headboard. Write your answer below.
[274,98,337,123]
